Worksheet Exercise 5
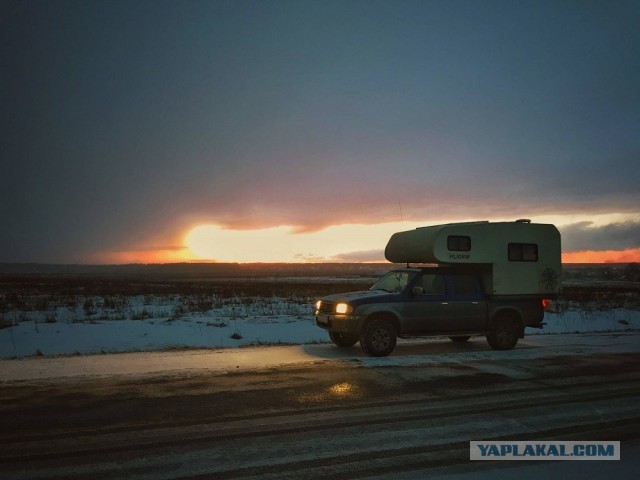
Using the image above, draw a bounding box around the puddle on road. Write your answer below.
[296,381,367,404]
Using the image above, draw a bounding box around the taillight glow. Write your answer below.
[542,298,551,310]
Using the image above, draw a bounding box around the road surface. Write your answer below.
[1,333,639,479]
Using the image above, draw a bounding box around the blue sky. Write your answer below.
[2,0,639,263]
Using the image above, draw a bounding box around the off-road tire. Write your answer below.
[449,336,471,342]
[486,317,519,350]
[360,319,397,357]
[329,331,358,347]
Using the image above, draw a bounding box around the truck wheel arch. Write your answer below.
[360,312,401,336]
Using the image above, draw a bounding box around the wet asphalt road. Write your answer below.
[1,349,640,479]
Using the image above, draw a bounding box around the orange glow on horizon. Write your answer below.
[562,248,640,264]
[93,247,640,265]
[95,247,640,265]
[89,247,191,264]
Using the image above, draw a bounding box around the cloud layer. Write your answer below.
[560,222,640,252]
[3,1,639,263]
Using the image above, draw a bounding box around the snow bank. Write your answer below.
[0,309,638,359]
[0,316,327,358]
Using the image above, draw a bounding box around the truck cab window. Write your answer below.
[370,271,416,293]
[451,274,478,296]
[418,273,446,295]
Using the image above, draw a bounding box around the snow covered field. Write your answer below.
[1,265,639,359]
[1,298,638,359]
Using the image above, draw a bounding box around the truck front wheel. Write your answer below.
[486,317,519,350]
[329,331,358,347]
[360,319,397,357]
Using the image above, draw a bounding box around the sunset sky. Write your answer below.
[3,0,639,264]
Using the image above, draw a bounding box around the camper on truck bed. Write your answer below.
[315,220,561,356]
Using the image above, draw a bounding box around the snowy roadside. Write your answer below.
[2,331,639,384]
[1,308,639,359]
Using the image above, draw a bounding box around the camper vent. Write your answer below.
[516,219,531,223]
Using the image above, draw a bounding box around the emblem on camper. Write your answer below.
[541,268,559,290]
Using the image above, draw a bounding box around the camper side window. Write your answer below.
[448,235,471,251]
[508,243,538,262]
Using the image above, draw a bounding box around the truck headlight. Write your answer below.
[315,300,322,312]
[335,302,352,314]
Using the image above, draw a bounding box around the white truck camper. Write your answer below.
[384,220,562,298]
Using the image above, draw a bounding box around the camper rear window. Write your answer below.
[508,243,538,262]
[448,235,471,252]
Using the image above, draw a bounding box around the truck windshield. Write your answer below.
[370,271,417,293]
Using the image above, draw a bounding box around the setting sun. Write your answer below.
[186,225,300,263]
[184,222,430,263]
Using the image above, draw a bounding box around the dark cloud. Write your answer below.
[559,222,640,252]
[2,0,638,262]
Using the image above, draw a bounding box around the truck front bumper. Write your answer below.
[315,314,361,335]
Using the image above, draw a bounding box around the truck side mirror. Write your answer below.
[411,286,424,296]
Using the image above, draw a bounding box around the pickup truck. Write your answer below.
[315,266,546,356]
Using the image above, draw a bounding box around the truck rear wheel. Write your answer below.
[329,331,358,347]
[360,319,397,357]
[486,317,519,350]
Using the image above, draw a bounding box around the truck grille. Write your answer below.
[318,302,334,315]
